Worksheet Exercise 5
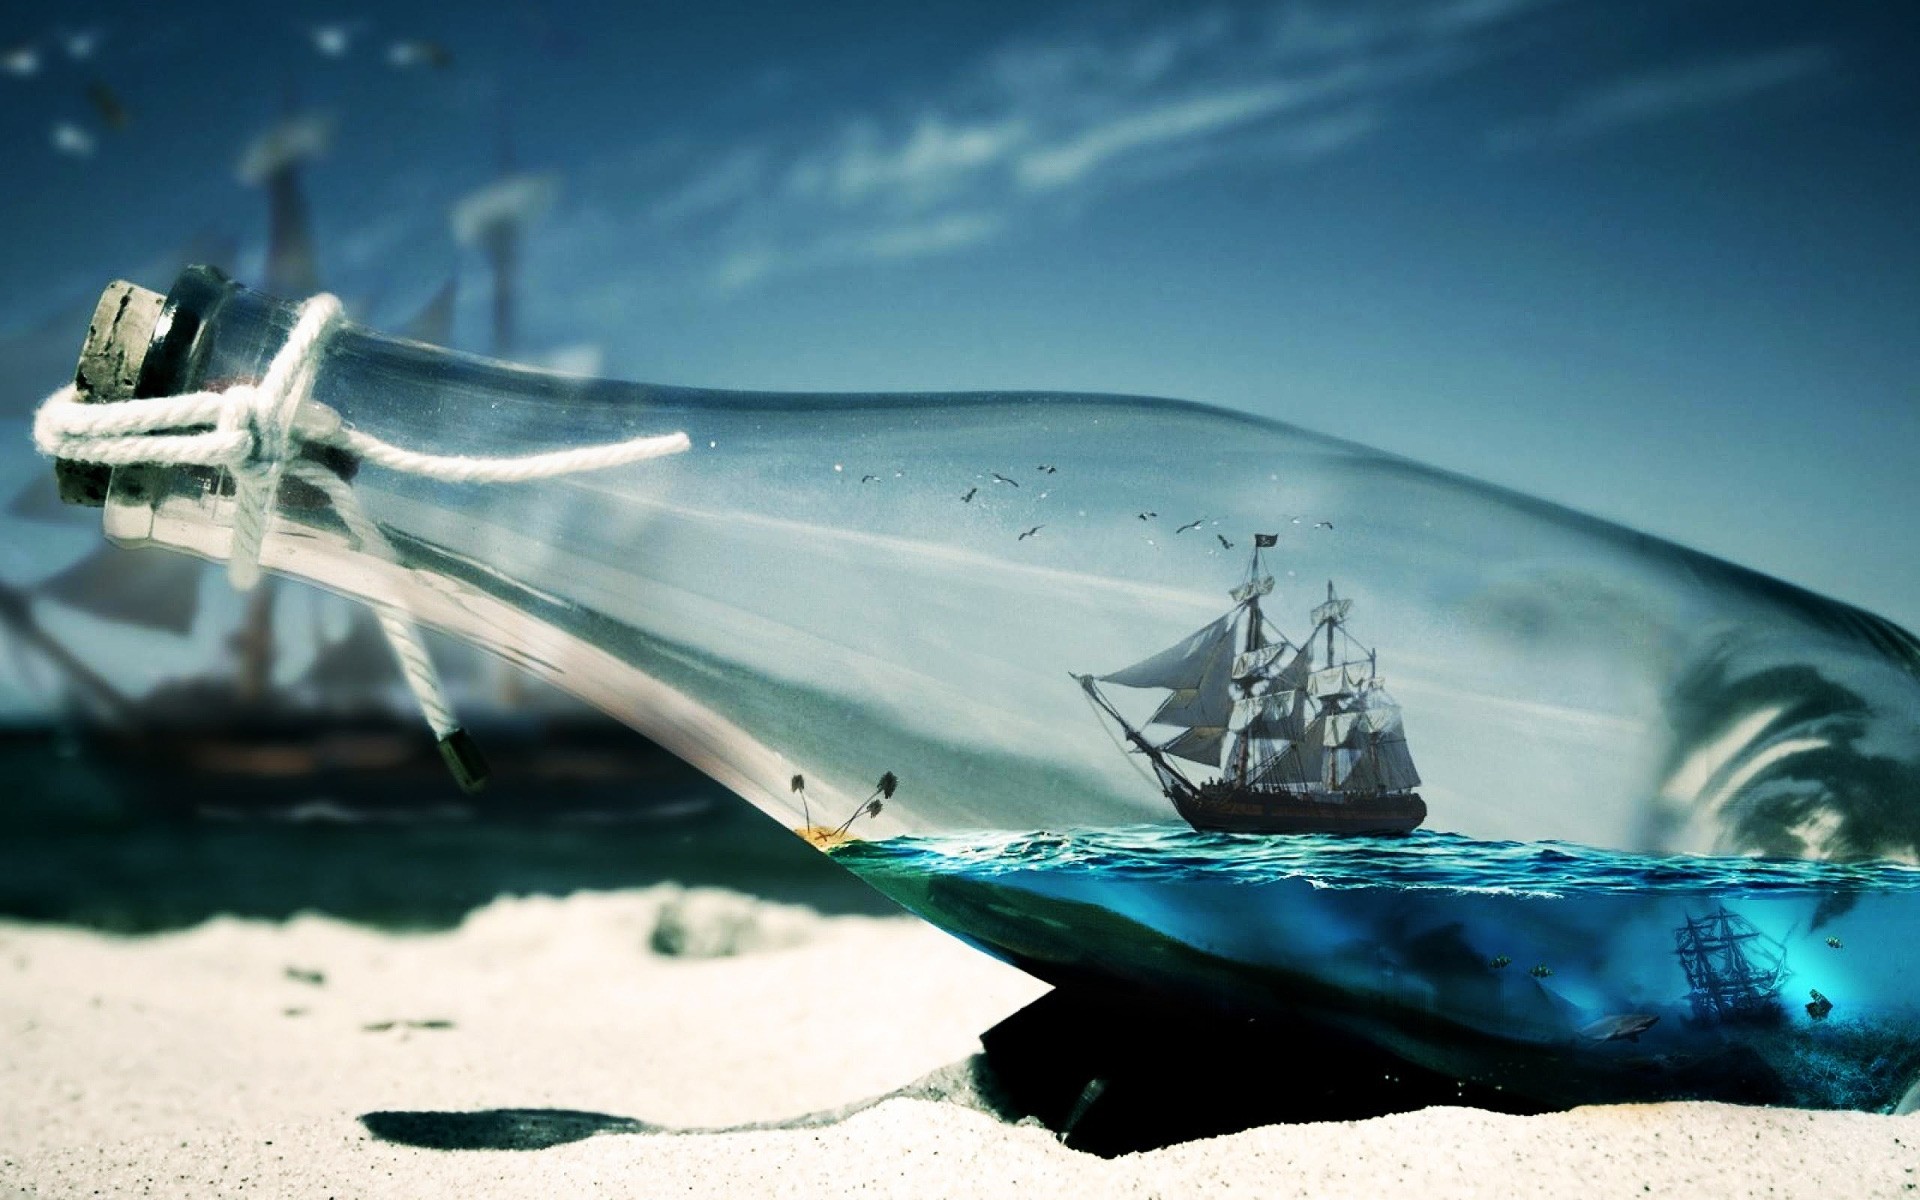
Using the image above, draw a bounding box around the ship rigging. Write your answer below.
[1078,538,1425,835]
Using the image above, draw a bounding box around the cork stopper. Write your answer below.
[77,280,166,401]
[56,280,167,507]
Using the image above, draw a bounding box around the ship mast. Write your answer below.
[1080,540,1419,804]
[1230,545,1267,787]
[1315,581,1344,790]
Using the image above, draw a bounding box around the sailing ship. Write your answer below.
[0,106,706,827]
[1673,906,1790,1024]
[1078,538,1425,835]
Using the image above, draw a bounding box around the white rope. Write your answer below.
[31,291,693,774]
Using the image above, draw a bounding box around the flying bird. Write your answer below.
[991,472,1019,487]
[1018,525,1043,541]
[1289,516,1302,524]
[860,474,877,483]
[960,486,977,503]
[1313,520,1334,530]
[1137,511,1157,521]
[1217,534,1234,550]
[1175,518,1204,534]
[1037,464,1057,474]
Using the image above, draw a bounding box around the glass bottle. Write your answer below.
[50,266,1920,1111]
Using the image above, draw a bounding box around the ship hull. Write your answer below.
[1172,785,1426,836]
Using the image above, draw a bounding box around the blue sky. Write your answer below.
[2,0,1916,632]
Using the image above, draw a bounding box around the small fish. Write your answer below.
[1314,520,1334,530]
[1037,464,1057,474]
[1018,525,1043,541]
[991,472,1019,487]
[1528,963,1553,978]
[1489,955,1512,970]
[1216,534,1234,550]
[1806,989,1833,1021]
[389,39,454,69]
[1175,518,1204,534]
[960,486,977,503]
[1579,1013,1659,1043]
[87,81,128,130]
[1826,936,1843,949]
[1137,511,1157,520]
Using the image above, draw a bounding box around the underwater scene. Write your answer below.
[836,826,1920,1110]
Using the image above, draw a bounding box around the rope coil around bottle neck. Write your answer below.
[32,292,693,791]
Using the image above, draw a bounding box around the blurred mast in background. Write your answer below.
[450,105,558,709]
[451,106,557,358]
[233,99,330,702]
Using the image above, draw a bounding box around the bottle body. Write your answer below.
[89,268,1920,1108]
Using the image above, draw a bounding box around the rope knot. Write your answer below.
[28,288,692,793]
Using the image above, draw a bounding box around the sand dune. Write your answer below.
[1,889,1913,1198]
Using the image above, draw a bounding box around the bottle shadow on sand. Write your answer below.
[357,989,1556,1159]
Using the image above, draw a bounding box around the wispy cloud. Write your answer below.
[715,212,1006,290]
[1016,80,1310,190]
[788,116,1031,210]
[567,0,1565,296]
[1488,44,1835,152]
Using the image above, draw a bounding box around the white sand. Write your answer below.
[2,889,1915,1198]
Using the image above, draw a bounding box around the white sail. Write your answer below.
[1322,710,1365,746]
[1161,725,1229,768]
[1370,734,1421,790]
[1233,690,1307,740]
[1328,746,1365,787]
[1232,642,1292,680]
[1277,644,1313,688]
[1229,574,1275,603]
[1308,661,1372,699]
[1100,614,1235,691]
[1362,702,1403,735]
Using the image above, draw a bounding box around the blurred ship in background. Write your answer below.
[0,105,722,832]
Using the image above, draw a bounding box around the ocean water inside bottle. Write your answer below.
[833,825,1920,1110]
